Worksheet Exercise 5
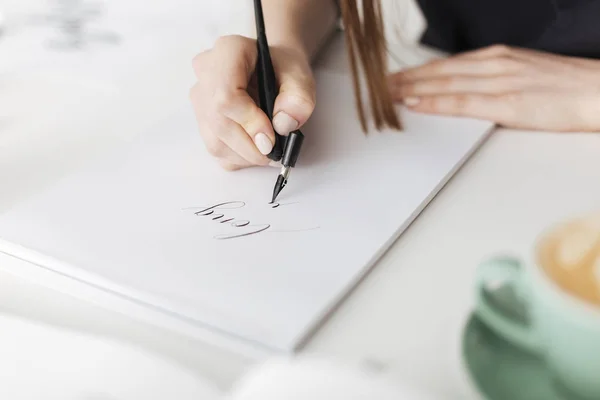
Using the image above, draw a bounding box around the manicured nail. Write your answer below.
[254,132,273,155]
[269,160,282,168]
[273,112,298,135]
[404,97,420,106]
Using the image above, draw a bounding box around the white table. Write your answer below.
[2,2,600,399]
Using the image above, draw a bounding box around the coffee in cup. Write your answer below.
[538,214,600,307]
[475,211,600,399]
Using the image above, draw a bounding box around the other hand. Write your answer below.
[389,45,600,132]
[190,35,316,170]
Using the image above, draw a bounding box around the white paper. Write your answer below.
[0,70,493,352]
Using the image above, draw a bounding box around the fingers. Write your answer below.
[391,57,524,84]
[190,35,278,170]
[200,132,254,170]
[387,45,526,126]
[214,110,271,166]
[459,44,514,60]
[190,36,317,171]
[191,86,272,169]
[272,49,316,135]
[403,93,518,124]
[391,75,525,99]
[215,89,276,161]
[193,35,257,90]
[386,44,600,132]
[388,45,529,87]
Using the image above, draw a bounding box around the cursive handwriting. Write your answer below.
[270,201,298,209]
[183,201,318,240]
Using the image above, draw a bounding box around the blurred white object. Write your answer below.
[381,0,426,44]
[0,308,438,400]
[0,313,221,400]
[228,356,441,400]
[44,0,120,49]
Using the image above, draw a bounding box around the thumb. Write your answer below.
[272,66,316,136]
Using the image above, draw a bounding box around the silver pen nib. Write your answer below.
[271,166,290,203]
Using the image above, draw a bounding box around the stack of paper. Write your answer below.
[0,69,493,354]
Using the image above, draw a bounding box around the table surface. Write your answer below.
[2,3,600,399]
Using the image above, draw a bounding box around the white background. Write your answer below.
[2,1,600,399]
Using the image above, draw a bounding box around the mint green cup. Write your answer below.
[475,238,600,399]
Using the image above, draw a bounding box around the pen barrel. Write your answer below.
[254,0,284,161]
[281,130,304,168]
[255,35,277,119]
[255,36,285,161]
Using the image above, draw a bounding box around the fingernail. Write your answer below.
[269,160,282,168]
[404,97,420,106]
[254,132,273,155]
[273,112,298,135]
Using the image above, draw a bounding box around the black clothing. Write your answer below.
[416,0,600,58]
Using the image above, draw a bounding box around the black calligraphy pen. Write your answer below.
[253,0,305,203]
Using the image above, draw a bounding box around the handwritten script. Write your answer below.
[184,201,319,240]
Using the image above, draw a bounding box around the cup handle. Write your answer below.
[474,255,541,354]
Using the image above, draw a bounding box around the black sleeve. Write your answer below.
[533,1,600,58]
[414,0,600,59]
[415,0,466,54]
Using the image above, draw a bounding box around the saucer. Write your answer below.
[462,285,578,400]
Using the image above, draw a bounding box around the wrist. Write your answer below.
[259,0,338,64]
[581,61,600,131]
[582,94,600,131]
[269,35,312,64]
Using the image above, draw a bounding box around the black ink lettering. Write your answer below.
[214,224,271,240]
[231,220,250,228]
[270,201,299,208]
[184,200,319,240]
[183,201,246,216]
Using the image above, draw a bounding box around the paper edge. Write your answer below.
[0,240,284,358]
[291,123,496,350]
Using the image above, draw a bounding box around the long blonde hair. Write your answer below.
[339,0,402,132]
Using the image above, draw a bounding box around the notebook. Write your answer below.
[0,69,493,354]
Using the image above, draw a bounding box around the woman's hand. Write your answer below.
[190,35,316,171]
[389,45,600,132]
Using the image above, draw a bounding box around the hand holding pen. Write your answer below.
[189,28,315,173]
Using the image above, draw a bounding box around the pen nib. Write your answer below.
[271,174,286,203]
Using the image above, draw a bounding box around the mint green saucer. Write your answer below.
[462,285,580,400]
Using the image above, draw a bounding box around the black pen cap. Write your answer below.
[281,130,304,168]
